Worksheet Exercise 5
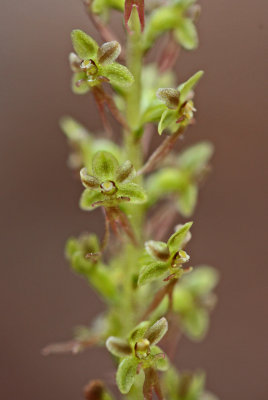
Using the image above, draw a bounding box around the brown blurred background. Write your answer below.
[1,0,267,399]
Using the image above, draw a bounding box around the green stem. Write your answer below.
[124,7,144,233]
[123,12,146,399]
[125,8,143,134]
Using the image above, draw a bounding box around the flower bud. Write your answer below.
[83,380,104,400]
[156,88,180,109]
[80,168,99,188]
[97,41,121,65]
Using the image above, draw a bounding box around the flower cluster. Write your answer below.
[46,1,220,399]
[147,141,214,217]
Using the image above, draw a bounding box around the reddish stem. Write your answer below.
[141,279,177,320]
[158,32,180,73]
[83,0,125,59]
[137,128,184,176]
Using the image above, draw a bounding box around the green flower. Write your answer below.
[80,151,147,210]
[138,64,175,127]
[161,367,219,400]
[106,317,169,394]
[173,266,219,340]
[65,233,118,301]
[91,0,124,18]
[66,233,100,275]
[60,116,121,170]
[70,30,134,94]
[138,222,192,286]
[156,70,204,134]
[146,141,214,217]
[144,0,200,51]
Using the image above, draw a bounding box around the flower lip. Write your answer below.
[80,59,99,77]
[100,180,118,195]
[181,100,196,120]
[171,249,190,268]
[135,338,150,359]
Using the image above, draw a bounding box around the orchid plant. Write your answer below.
[44,1,219,399]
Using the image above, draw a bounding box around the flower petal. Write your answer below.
[72,72,89,95]
[80,189,104,210]
[158,109,178,135]
[101,63,134,88]
[71,29,98,59]
[117,183,147,204]
[92,151,119,180]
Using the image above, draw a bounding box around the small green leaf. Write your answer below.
[138,262,168,286]
[88,266,118,301]
[179,372,205,399]
[69,251,93,276]
[144,317,168,345]
[106,336,132,357]
[71,29,98,59]
[183,308,209,340]
[118,183,147,204]
[140,103,165,125]
[92,0,124,15]
[92,151,119,180]
[144,6,179,49]
[65,238,80,259]
[158,109,178,135]
[59,116,90,142]
[167,222,193,253]
[146,168,188,204]
[161,367,180,398]
[80,189,103,210]
[101,63,134,88]
[174,18,198,50]
[178,141,214,174]
[177,183,198,217]
[72,72,89,94]
[182,266,219,296]
[150,345,169,371]
[116,356,138,394]
[173,286,194,314]
[178,70,204,104]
